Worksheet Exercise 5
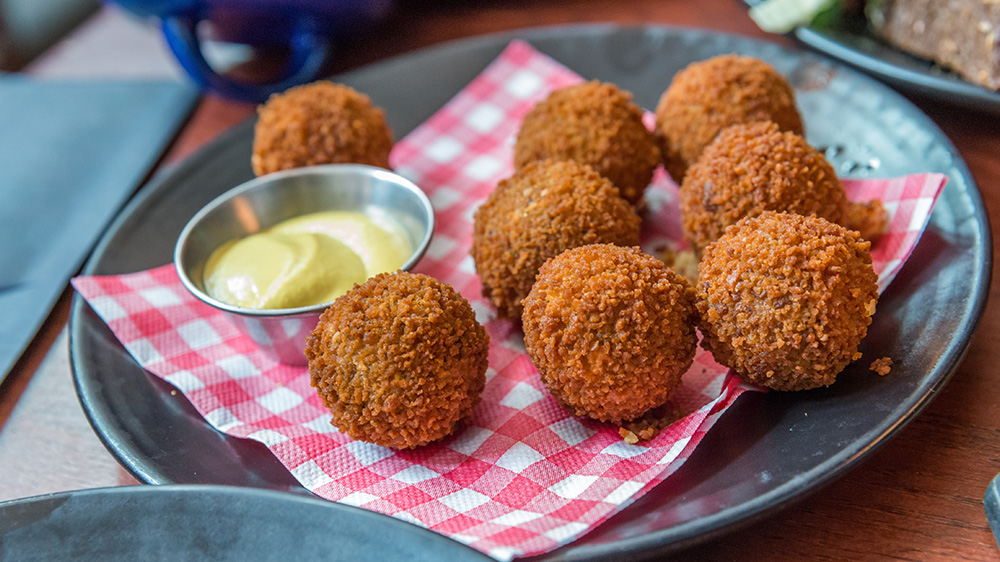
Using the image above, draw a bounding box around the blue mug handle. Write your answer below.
[161,13,330,102]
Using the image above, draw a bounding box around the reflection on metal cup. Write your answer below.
[174,164,435,365]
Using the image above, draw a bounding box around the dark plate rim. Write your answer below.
[0,482,384,515]
[0,484,493,561]
[69,23,993,560]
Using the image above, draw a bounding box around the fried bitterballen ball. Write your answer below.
[306,271,489,449]
[679,120,849,255]
[471,159,641,321]
[514,81,661,205]
[522,244,699,424]
[655,54,803,180]
[697,212,879,391]
[252,81,393,176]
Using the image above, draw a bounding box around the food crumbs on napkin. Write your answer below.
[72,40,947,560]
[619,402,691,444]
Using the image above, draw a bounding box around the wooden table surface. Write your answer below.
[2,1,998,560]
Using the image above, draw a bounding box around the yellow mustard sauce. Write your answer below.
[203,211,412,309]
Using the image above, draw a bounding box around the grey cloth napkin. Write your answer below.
[0,77,198,383]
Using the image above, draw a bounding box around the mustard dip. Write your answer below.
[203,211,412,309]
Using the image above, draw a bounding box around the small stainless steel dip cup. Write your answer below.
[174,164,434,366]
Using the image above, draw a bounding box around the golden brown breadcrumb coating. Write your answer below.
[252,81,393,176]
[514,81,661,205]
[697,212,879,391]
[655,55,803,181]
[306,271,488,449]
[870,357,892,376]
[522,244,698,424]
[680,121,848,255]
[471,159,641,321]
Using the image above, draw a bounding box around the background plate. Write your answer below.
[70,24,990,561]
[739,0,1000,115]
[793,15,1000,116]
[0,485,491,561]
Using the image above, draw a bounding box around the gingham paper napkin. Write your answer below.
[72,41,947,560]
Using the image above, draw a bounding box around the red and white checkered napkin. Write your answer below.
[72,41,947,560]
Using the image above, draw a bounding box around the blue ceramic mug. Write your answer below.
[111,0,392,101]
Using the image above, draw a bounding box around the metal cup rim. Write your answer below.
[173,163,435,319]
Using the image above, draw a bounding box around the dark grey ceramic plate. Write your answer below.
[0,485,492,562]
[70,25,991,561]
